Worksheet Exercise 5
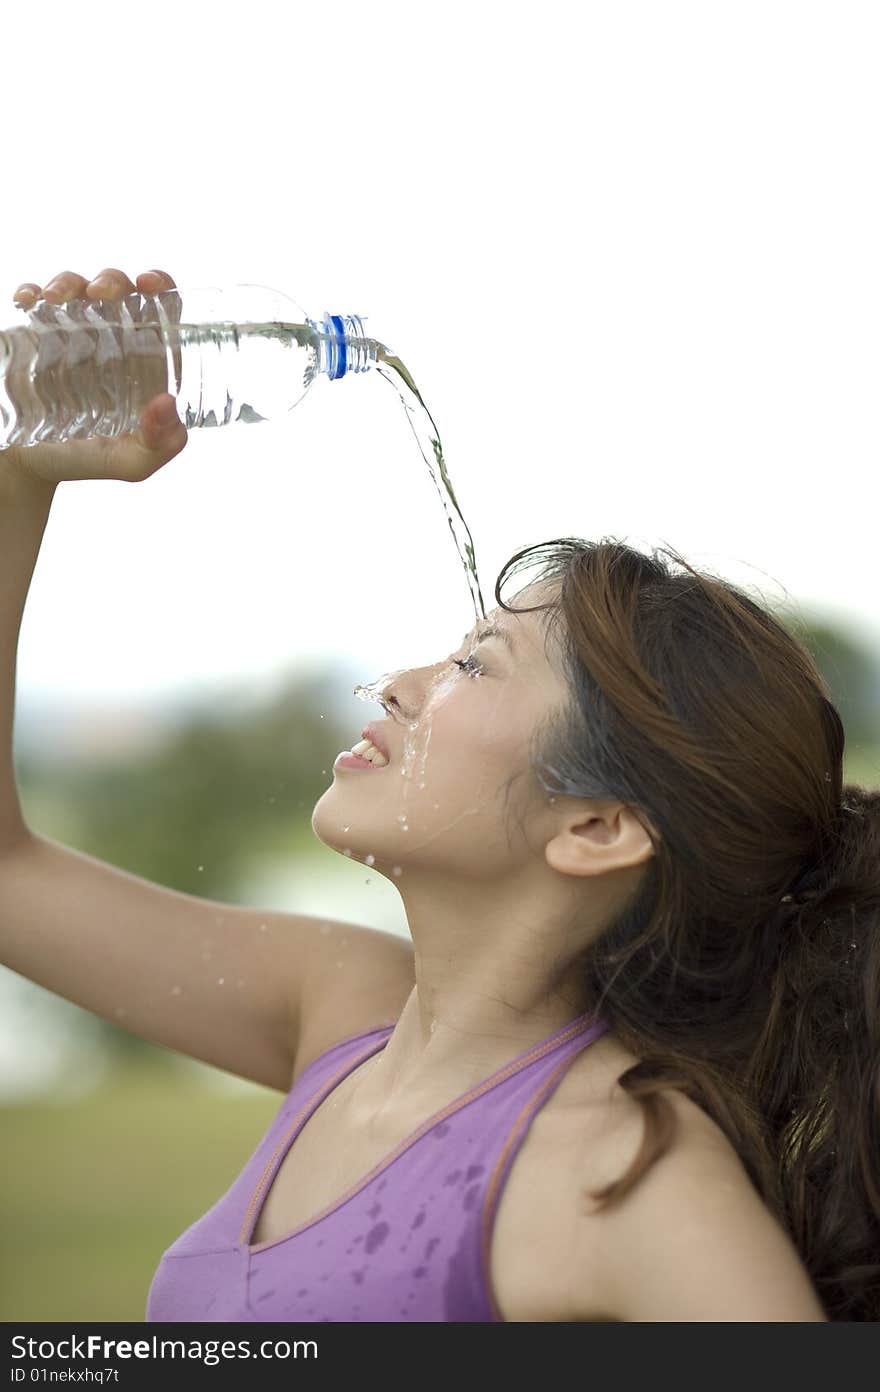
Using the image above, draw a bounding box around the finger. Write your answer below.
[137,268,181,328]
[13,282,42,308]
[136,269,178,294]
[86,268,137,301]
[141,392,182,438]
[128,394,189,475]
[42,271,91,305]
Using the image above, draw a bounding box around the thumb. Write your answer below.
[128,393,189,472]
[137,393,184,446]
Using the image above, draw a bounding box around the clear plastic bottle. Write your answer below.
[0,284,377,449]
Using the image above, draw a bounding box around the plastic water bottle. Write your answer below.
[0,284,377,449]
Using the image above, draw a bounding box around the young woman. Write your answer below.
[2,267,877,1323]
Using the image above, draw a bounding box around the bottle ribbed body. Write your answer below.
[0,285,376,449]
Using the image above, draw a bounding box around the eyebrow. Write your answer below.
[462,621,515,654]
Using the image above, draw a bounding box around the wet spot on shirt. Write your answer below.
[352,1268,366,1285]
[443,1234,475,1321]
[443,1168,462,1186]
[297,1287,308,1297]
[411,1209,426,1230]
[377,1178,387,1192]
[413,1265,427,1279]
[466,1163,485,1181]
[463,1183,480,1211]
[433,1122,451,1139]
[365,1221,390,1254]
[424,1236,440,1260]
[367,1201,382,1219]
[256,1289,276,1302]
[354,1235,363,1243]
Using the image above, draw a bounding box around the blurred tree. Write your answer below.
[17,664,353,902]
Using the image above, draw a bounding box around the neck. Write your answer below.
[349,862,601,1115]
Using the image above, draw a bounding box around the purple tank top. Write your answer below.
[146,1010,609,1323]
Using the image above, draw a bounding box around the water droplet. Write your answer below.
[259,923,268,933]
[365,854,375,866]
[197,865,204,872]
[217,977,225,986]
[170,985,182,996]
[342,825,350,833]
[392,865,402,876]
[343,848,352,857]
[418,781,425,789]
[321,769,327,775]
[365,878,372,884]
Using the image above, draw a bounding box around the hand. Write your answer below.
[3,268,188,488]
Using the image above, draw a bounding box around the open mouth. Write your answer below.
[333,738,389,772]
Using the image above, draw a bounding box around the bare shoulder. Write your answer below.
[569,1084,828,1322]
[290,920,414,1083]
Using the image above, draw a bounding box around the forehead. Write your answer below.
[478,579,565,666]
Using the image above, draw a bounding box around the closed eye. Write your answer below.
[452,655,484,678]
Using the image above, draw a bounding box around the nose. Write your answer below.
[381,654,451,722]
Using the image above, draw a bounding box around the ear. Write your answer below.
[544,803,655,880]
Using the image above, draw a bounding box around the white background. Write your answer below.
[2,0,878,712]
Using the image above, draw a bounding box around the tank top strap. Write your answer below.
[427,1012,610,1321]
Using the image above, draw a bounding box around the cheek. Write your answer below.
[412,702,529,806]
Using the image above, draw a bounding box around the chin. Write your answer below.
[310,792,353,853]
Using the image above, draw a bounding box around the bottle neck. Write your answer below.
[307,313,375,380]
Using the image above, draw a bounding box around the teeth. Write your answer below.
[350,738,388,767]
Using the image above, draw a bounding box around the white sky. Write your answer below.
[4,1,879,713]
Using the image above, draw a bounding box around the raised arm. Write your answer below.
[0,267,414,1094]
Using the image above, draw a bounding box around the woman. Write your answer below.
[2,267,877,1323]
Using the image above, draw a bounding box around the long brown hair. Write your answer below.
[496,537,880,1322]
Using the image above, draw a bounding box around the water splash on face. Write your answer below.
[347,637,502,860]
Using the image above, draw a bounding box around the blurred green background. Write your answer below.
[1,613,878,1320]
